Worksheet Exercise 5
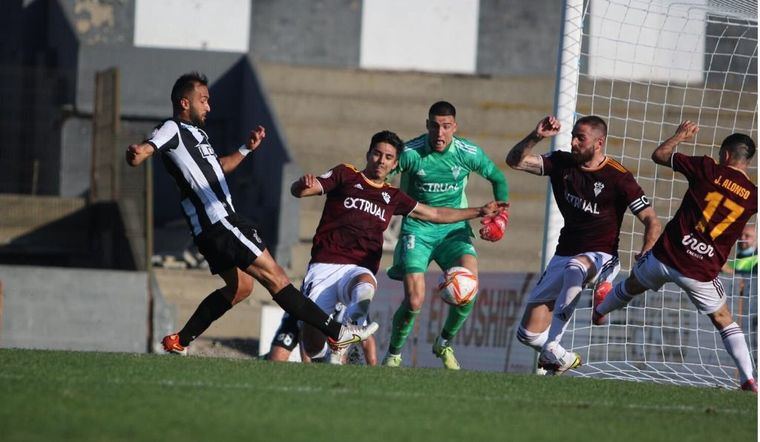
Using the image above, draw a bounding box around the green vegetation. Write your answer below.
[0,349,755,441]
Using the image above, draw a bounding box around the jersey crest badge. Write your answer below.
[451,166,462,179]
[382,192,391,204]
[593,182,605,197]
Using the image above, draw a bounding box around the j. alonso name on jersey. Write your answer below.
[343,197,387,221]
[417,182,460,193]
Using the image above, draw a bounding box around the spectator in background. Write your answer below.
[723,225,758,278]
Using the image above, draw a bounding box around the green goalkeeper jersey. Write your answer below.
[396,134,509,236]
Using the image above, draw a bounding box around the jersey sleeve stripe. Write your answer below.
[404,136,426,151]
[606,158,628,173]
[455,139,479,154]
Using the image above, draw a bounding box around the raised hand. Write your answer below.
[673,120,699,142]
[298,174,320,190]
[125,143,153,166]
[536,116,561,138]
[245,125,267,152]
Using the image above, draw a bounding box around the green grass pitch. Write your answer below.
[0,348,756,441]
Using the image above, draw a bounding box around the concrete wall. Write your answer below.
[477,0,562,75]
[0,265,149,352]
[251,0,362,68]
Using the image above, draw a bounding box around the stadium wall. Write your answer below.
[0,265,173,353]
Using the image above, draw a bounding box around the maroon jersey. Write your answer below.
[311,164,418,274]
[652,153,758,281]
[543,151,651,256]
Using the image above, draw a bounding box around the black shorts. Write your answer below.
[193,214,267,275]
[271,313,300,351]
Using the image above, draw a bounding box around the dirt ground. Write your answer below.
[154,268,272,359]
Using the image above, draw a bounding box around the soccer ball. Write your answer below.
[437,266,478,306]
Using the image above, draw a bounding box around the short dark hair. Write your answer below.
[428,101,456,118]
[575,115,608,137]
[369,130,404,156]
[720,133,756,161]
[171,72,208,109]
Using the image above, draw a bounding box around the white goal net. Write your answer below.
[553,0,758,388]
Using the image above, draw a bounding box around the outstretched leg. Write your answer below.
[246,250,375,346]
[165,268,254,354]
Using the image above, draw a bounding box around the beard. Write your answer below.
[189,108,206,127]
[571,149,594,165]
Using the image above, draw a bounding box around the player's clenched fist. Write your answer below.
[536,116,561,138]
[299,174,320,190]
[245,125,266,152]
[125,143,152,167]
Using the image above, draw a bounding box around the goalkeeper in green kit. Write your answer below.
[382,101,509,369]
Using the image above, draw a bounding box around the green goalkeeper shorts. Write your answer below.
[387,227,477,280]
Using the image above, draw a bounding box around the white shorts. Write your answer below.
[527,252,620,304]
[632,252,726,314]
[302,262,376,317]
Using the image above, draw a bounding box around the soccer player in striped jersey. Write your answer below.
[269,130,507,364]
[593,121,758,392]
[506,115,661,374]
[382,101,510,370]
[125,72,378,355]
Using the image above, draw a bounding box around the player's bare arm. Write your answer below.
[506,116,560,175]
[290,173,323,198]
[410,201,508,223]
[634,206,661,260]
[125,142,155,167]
[651,120,699,167]
[219,126,266,174]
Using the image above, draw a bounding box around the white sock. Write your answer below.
[597,282,635,316]
[543,341,570,364]
[516,326,549,352]
[346,282,375,324]
[719,322,755,384]
[546,261,586,346]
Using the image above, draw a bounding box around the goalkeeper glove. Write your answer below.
[479,209,509,242]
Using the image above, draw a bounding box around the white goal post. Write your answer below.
[550,0,758,388]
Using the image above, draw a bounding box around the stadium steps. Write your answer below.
[0,194,97,266]
[259,64,756,276]
[0,194,86,243]
[257,63,556,274]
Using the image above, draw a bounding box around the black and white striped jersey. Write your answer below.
[148,119,236,236]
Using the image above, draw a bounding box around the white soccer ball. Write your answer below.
[437,266,478,306]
